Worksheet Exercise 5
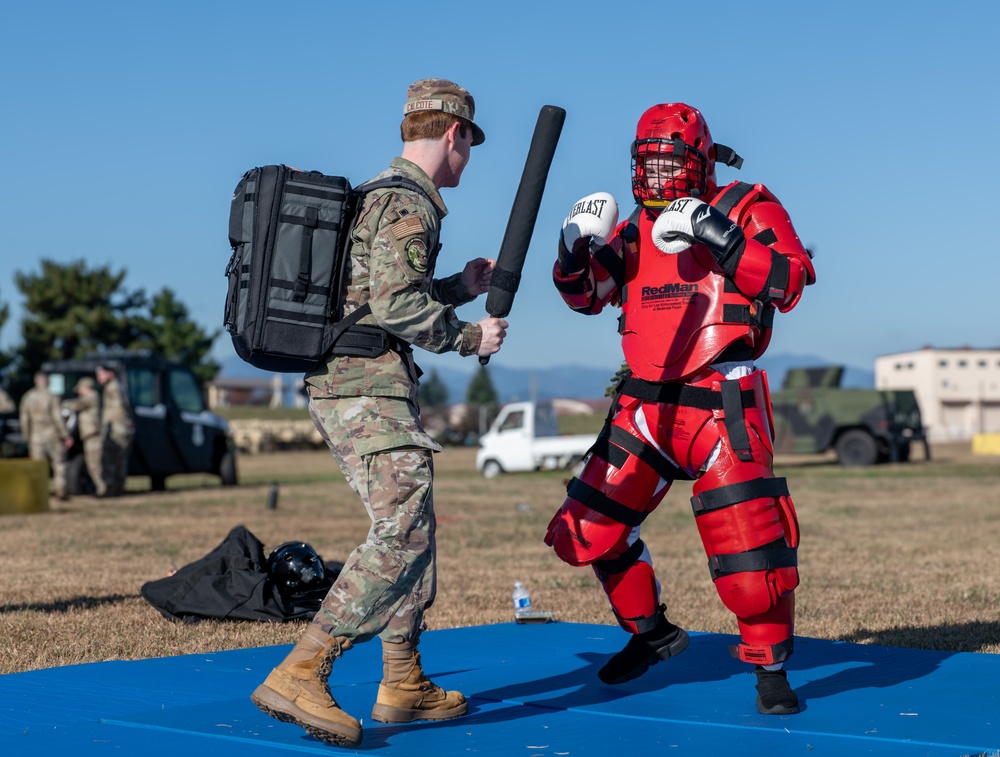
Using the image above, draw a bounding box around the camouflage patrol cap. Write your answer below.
[403,78,485,146]
[75,377,96,391]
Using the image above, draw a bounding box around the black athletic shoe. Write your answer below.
[598,618,689,685]
[754,666,800,715]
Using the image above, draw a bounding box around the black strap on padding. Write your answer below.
[293,206,320,302]
[712,181,754,218]
[592,244,625,289]
[720,379,753,461]
[709,539,797,580]
[566,477,647,528]
[620,376,756,411]
[554,275,590,295]
[595,538,646,576]
[752,228,778,247]
[722,303,774,330]
[602,424,688,482]
[760,252,790,302]
[714,143,744,170]
[691,476,789,516]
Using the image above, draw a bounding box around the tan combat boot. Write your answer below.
[370,639,468,723]
[250,626,362,747]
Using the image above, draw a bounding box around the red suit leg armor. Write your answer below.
[685,371,799,664]
[545,399,684,633]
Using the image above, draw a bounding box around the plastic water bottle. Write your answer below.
[512,581,532,616]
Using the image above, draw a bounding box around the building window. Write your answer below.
[979,360,988,368]
[958,360,968,368]
[939,360,948,367]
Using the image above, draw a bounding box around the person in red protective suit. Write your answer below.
[546,103,816,715]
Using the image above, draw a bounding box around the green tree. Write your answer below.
[418,369,449,408]
[11,259,218,393]
[131,288,220,384]
[12,259,143,395]
[0,288,12,394]
[466,364,498,406]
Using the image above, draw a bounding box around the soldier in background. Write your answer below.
[63,377,106,497]
[95,364,134,497]
[0,386,14,414]
[19,370,71,500]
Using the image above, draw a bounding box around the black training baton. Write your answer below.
[480,104,566,365]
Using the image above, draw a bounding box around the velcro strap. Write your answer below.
[490,266,521,295]
[620,377,756,411]
[760,252,790,302]
[720,379,753,462]
[691,477,789,515]
[730,636,794,665]
[553,274,590,295]
[592,244,625,289]
[566,478,646,528]
[594,538,646,576]
[602,425,687,482]
[712,181,754,217]
[709,540,797,580]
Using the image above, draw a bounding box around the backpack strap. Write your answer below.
[355,176,443,220]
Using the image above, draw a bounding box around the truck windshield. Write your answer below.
[169,368,206,414]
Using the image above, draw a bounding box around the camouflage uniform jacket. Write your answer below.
[64,393,101,440]
[101,377,133,437]
[19,387,69,442]
[305,158,480,403]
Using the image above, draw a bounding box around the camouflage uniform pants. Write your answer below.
[30,436,67,496]
[82,435,106,496]
[102,429,133,496]
[307,394,442,646]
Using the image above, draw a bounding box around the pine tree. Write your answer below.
[418,369,449,408]
[466,364,498,406]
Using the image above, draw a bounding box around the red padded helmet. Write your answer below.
[631,103,738,206]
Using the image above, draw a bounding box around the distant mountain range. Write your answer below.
[218,352,874,405]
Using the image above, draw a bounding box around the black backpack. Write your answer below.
[225,165,429,373]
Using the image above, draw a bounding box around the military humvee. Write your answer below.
[42,352,238,493]
[770,366,930,467]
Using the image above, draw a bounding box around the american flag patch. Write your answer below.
[390,216,425,239]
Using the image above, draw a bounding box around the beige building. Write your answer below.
[875,347,1000,441]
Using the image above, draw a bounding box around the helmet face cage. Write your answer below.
[631,137,709,206]
[267,542,326,599]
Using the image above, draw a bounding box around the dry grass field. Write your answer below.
[2,442,999,676]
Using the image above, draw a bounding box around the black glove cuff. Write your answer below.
[558,234,590,275]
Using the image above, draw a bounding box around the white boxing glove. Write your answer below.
[561,192,619,250]
[650,197,703,254]
[651,196,746,269]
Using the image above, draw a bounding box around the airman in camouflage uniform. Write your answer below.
[0,386,14,414]
[96,365,134,496]
[251,78,508,748]
[63,377,106,497]
[18,371,70,499]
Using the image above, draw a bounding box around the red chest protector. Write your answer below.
[620,182,775,382]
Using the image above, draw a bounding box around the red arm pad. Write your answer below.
[729,201,815,310]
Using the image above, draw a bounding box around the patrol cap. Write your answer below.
[75,377,95,391]
[403,78,485,146]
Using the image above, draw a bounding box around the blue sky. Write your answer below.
[2,0,997,379]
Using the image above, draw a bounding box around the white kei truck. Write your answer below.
[475,401,597,478]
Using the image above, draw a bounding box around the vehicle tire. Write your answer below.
[218,450,238,486]
[481,459,503,479]
[150,475,167,492]
[835,430,879,467]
